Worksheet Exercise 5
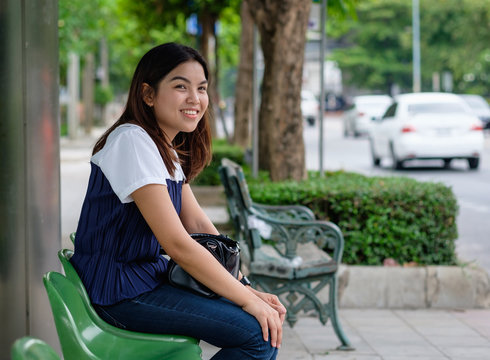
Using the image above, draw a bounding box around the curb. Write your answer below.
[335,264,490,309]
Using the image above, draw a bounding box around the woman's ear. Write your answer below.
[142,83,154,107]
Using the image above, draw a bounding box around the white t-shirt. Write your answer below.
[91,124,185,203]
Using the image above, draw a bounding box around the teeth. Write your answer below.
[182,110,197,115]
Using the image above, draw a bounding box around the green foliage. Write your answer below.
[329,0,413,93]
[59,0,242,96]
[95,85,113,106]
[192,139,245,186]
[247,171,458,266]
[58,0,110,84]
[329,0,490,95]
[216,6,241,98]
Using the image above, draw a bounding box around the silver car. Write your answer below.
[343,95,392,137]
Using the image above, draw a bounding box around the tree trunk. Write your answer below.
[233,0,254,149]
[246,0,310,181]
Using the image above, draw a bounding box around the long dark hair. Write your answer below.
[93,43,212,182]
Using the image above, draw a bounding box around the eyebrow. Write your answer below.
[169,76,208,85]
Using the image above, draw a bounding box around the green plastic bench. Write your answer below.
[44,271,202,359]
[11,336,60,360]
[219,158,354,350]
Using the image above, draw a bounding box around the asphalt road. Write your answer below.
[304,114,490,274]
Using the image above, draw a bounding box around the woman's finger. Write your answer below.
[268,303,287,323]
[268,315,278,348]
[258,315,269,342]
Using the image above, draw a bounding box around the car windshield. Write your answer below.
[407,102,467,115]
[461,96,489,110]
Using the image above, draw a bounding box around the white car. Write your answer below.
[343,95,392,137]
[368,92,484,170]
[301,90,319,126]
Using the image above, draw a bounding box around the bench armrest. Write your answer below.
[248,207,344,263]
[252,203,316,221]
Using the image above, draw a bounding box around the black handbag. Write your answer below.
[167,233,240,298]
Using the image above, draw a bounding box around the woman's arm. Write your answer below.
[181,183,287,323]
[132,184,282,347]
[179,183,219,234]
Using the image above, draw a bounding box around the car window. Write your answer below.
[407,102,467,115]
[461,96,489,110]
[382,103,397,119]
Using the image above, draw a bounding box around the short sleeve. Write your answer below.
[91,125,170,203]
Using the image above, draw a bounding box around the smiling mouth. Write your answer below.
[181,109,198,115]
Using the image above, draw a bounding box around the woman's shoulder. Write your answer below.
[92,123,158,163]
[108,123,150,142]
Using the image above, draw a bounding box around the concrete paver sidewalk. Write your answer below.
[201,309,490,359]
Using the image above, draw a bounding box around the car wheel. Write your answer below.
[443,159,452,169]
[468,157,479,170]
[369,139,381,167]
[390,143,404,170]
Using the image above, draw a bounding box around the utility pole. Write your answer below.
[412,0,421,92]
[319,0,327,176]
[252,25,260,178]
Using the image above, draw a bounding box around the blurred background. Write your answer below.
[59,0,490,273]
[58,0,489,137]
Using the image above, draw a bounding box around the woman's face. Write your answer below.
[143,60,209,141]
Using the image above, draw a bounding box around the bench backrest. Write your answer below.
[218,159,263,258]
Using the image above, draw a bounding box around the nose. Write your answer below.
[187,89,200,104]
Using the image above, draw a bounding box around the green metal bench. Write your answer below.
[218,158,353,350]
[45,255,202,359]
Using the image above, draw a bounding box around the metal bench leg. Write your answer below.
[328,276,355,351]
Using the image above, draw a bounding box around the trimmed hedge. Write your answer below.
[192,139,246,186]
[247,171,458,266]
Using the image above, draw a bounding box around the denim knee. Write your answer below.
[212,331,278,360]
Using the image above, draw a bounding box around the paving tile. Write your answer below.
[415,326,482,337]
[313,354,382,360]
[438,345,490,358]
[360,333,428,346]
[370,344,445,357]
[200,342,219,360]
[382,357,448,360]
[426,335,490,347]
[277,351,313,360]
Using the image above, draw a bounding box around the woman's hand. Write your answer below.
[248,287,287,324]
[241,295,283,348]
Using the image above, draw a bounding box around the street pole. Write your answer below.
[412,0,421,92]
[252,25,259,178]
[319,0,327,176]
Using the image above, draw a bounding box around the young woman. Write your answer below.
[70,43,286,360]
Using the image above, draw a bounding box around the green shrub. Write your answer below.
[247,171,458,266]
[95,84,114,106]
[192,139,246,185]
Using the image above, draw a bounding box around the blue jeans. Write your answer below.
[94,283,278,360]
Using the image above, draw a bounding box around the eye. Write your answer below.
[175,84,186,90]
[198,86,207,92]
